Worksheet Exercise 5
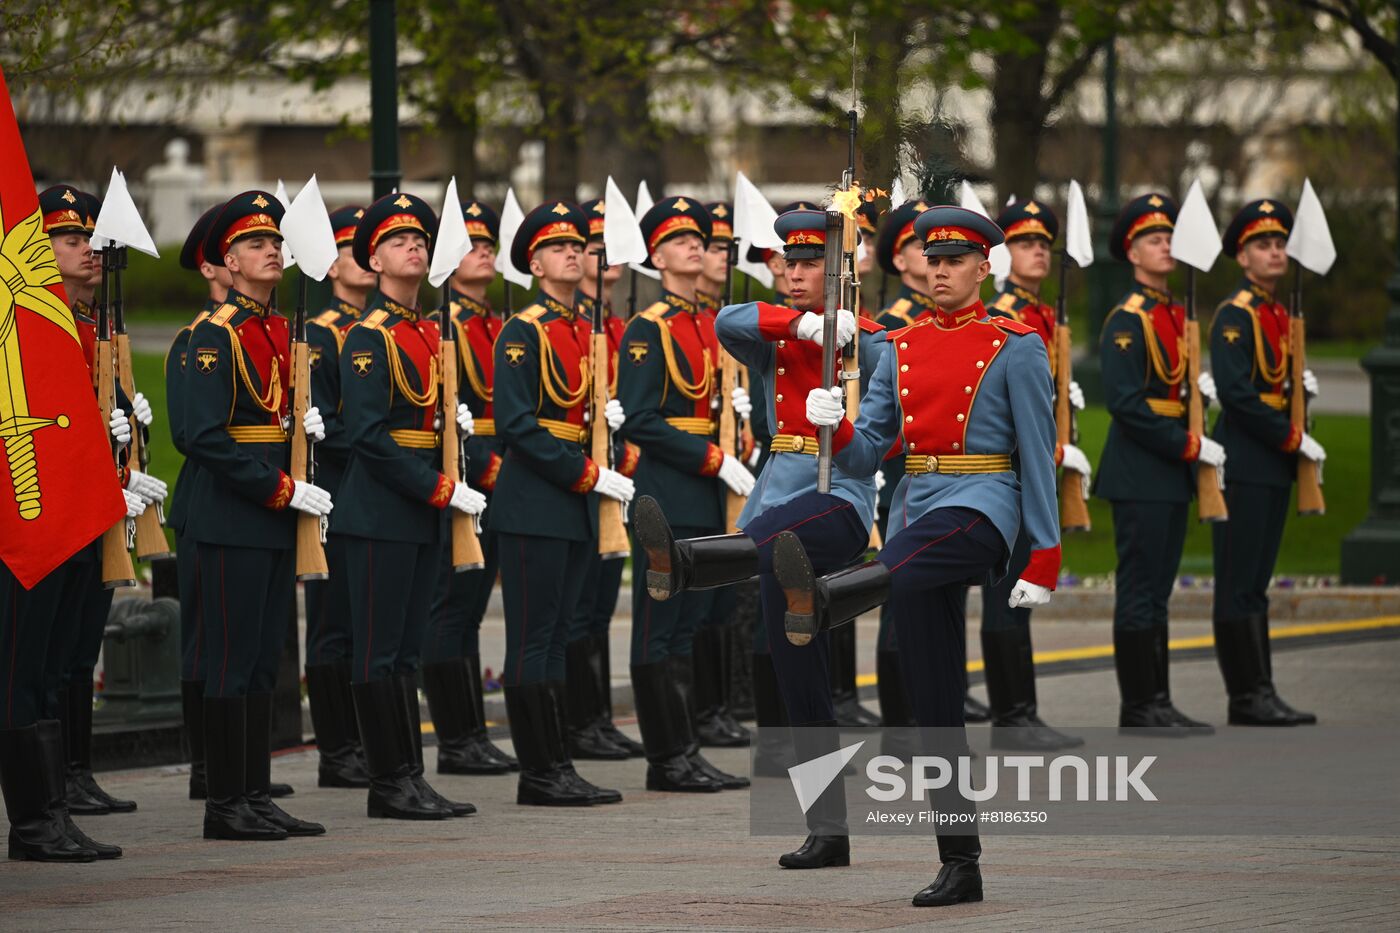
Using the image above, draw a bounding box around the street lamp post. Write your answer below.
[1339,3,1400,584]
[1081,37,1130,401]
[369,0,401,198]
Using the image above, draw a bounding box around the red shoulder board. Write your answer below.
[857,316,885,334]
[990,316,1036,336]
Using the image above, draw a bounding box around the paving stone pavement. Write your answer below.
[4,635,1398,931]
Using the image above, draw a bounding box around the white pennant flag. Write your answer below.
[494,187,533,290]
[629,180,662,280]
[429,177,472,289]
[1065,180,1094,268]
[733,171,781,289]
[1170,179,1222,273]
[960,180,1009,282]
[889,177,907,210]
[279,175,338,282]
[1287,178,1337,276]
[271,179,296,269]
[92,168,159,258]
[602,176,647,268]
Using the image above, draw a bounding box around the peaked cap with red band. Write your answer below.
[353,191,437,272]
[639,196,712,269]
[38,185,90,237]
[328,205,366,249]
[1222,198,1292,259]
[876,199,929,274]
[180,203,224,270]
[202,189,285,268]
[1110,192,1178,261]
[511,200,588,275]
[914,204,1005,257]
[996,198,1060,245]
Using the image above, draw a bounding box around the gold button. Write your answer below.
[908,442,917,450]
[776,394,784,402]
[905,415,913,423]
[952,442,960,450]
[964,386,972,394]
[993,339,1001,347]
[956,413,965,422]
[777,367,785,375]
[778,340,786,348]
[900,388,908,396]
[777,420,785,429]
[900,364,909,372]
[900,342,908,349]
[976,361,985,369]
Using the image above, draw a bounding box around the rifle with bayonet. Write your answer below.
[590,250,631,558]
[1290,266,1324,514]
[96,246,137,589]
[1054,249,1093,530]
[440,292,486,571]
[1184,266,1228,522]
[290,273,330,580]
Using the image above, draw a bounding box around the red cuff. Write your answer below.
[479,453,503,491]
[740,431,756,463]
[757,302,802,340]
[1054,442,1064,466]
[831,418,854,454]
[572,459,601,493]
[699,443,725,477]
[1020,545,1061,590]
[1182,433,1201,462]
[428,474,454,509]
[619,442,641,478]
[264,472,294,510]
[1281,424,1302,453]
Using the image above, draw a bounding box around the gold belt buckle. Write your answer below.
[924,455,939,473]
[789,436,806,453]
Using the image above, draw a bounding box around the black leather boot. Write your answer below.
[1146,627,1212,734]
[913,833,984,906]
[37,720,116,858]
[182,680,208,800]
[590,632,645,757]
[65,674,137,813]
[337,660,370,774]
[245,693,325,835]
[983,629,1083,750]
[963,694,991,723]
[202,696,287,840]
[465,654,519,769]
[503,683,596,806]
[634,496,758,599]
[352,678,448,820]
[779,720,849,869]
[1251,614,1316,724]
[397,673,475,816]
[751,652,792,778]
[715,622,753,737]
[546,680,622,804]
[563,639,629,760]
[1115,630,1189,735]
[693,625,750,747]
[670,655,749,789]
[55,685,107,815]
[306,663,372,787]
[631,661,722,792]
[0,725,96,862]
[1214,617,1298,726]
[831,623,881,727]
[772,533,890,647]
[422,660,512,775]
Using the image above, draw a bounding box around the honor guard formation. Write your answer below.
[0,174,1330,909]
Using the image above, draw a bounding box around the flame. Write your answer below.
[830,186,863,220]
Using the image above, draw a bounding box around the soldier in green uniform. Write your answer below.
[491,200,633,806]
[185,191,330,839]
[1095,193,1221,735]
[618,197,753,793]
[297,205,373,790]
[561,197,644,761]
[333,193,485,820]
[1207,199,1322,726]
[423,197,520,775]
[979,199,1086,750]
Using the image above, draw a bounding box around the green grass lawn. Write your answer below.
[131,350,1370,579]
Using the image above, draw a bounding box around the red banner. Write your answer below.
[0,65,126,588]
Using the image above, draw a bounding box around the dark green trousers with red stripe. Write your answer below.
[498,532,590,686]
[345,536,443,684]
[196,543,294,698]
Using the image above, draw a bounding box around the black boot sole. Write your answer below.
[8,843,97,862]
[912,887,983,907]
[773,533,819,647]
[367,803,451,820]
[634,496,680,601]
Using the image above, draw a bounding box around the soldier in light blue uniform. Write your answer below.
[778,205,1061,908]
[634,207,886,871]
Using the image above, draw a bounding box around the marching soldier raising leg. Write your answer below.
[185,192,330,840]
[1208,201,1321,725]
[423,197,519,775]
[335,193,485,820]
[1096,194,1218,736]
[491,201,633,807]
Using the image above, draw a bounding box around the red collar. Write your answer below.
[935,300,985,329]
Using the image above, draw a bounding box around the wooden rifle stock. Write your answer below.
[96,251,136,589]
[440,301,485,571]
[1054,323,1092,531]
[290,282,329,581]
[1187,318,1228,522]
[1291,278,1324,514]
[590,263,629,559]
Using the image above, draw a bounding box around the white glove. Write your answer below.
[594,467,635,503]
[794,308,856,349]
[1299,433,1326,462]
[805,386,844,428]
[1303,368,1319,399]
[449,482,487,515]
[1060,443,1092,499]
[126,470,168,505]
[1068,380,1085,412]
[1197,372,1218,406]
[290,480,333,517]
[131,391,154,427]
[746,443,763,469]
[1008,579,1052,609]
[122,489,147,518]
[456,403,475,436]
[302,405,326,443]
[732,387,752,420]
[604,398,625,432]
[717,453,756,496]
[1197,436,1226,468]
[109,409,131,447]
[875,469,886,492]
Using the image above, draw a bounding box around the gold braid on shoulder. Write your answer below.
[456,319,492,402]
[221,322,282,414]
[653,317,712,402]
[1248,308,1288,385]
[526,318,589,409]
[1125,308,1186,387]
[380,327,439,408]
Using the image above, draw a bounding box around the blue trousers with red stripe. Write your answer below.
[745,491,870,726]
[572,551,624,642]
[345,537,442,684]
[196,543,294,698]
[497,533,590,686]
[880,507,1005,727]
